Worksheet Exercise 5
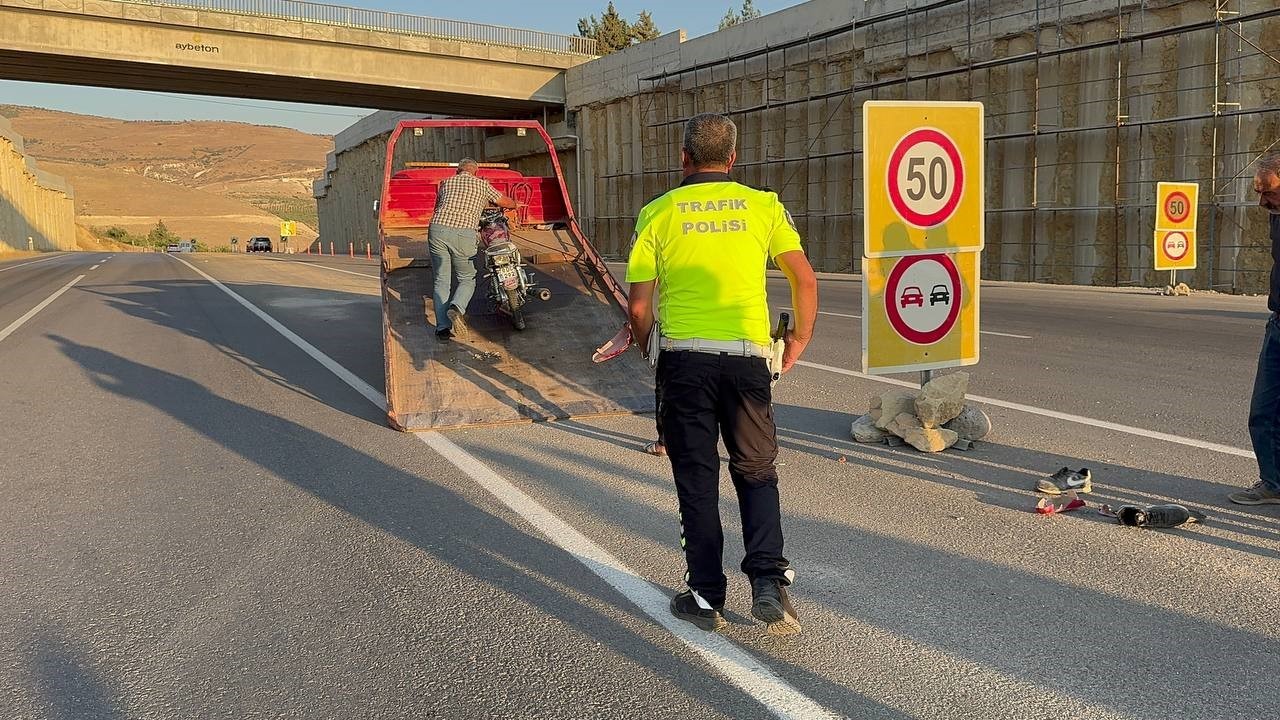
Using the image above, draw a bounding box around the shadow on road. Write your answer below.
[500,409,1280,720]
[776,404,1280,558]
[48,333,908,719]
[20,626,124,720]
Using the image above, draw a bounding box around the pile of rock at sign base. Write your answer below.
[1159,282,1192,297]
[849,371,992,453]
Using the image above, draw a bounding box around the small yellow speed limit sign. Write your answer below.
[280,220,297,237]
[863,101,984,258]
[1154,182,1197,272]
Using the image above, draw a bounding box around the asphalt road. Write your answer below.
[1,250,1276,720]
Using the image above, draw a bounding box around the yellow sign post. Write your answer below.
[280,220,297,237]
[1154,182,1198,274]
[863,101,984,258]
[862,251,980,375]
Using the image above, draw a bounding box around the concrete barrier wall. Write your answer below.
[564,0,1280,291]
[0,117,76,253]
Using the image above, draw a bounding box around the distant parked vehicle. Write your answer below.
[165,243,180,253]
[247,237,272,253]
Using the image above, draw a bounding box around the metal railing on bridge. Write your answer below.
[121,0,598,56]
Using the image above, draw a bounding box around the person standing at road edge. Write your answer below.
[1232,152,1280,507]
[626,113,819,633]
[429,158,517,339]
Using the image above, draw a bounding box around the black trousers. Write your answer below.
[657,350,790,608]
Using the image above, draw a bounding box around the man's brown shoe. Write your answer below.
[1228,481,1280,506]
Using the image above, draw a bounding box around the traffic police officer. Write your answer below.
[626,113,818,634]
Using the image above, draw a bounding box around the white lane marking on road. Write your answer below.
[0,275,85,345]
[266,257,380,280]
[173,254,839,720]
[420,432,837,720]
[780,306,1031,339]
[0,253,67,273]
[90,265,101,271]
[795,360,1255,459]
[170,256,380,405]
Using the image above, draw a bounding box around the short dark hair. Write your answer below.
[683,113,737,167]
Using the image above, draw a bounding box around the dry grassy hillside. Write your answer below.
[0,105,331,247]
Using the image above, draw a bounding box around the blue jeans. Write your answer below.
[428,224,479,330]
[1249,312,1280,492]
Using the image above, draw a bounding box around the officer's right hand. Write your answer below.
[781,330,810,373]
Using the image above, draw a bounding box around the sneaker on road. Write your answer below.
[669,590,726,632]
[1228,481,1280,506]
[1037,467,1092,495]
[750,577,801,636]
[447,305,469,339]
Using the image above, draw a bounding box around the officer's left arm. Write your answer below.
[628,280,657,355]
[775,250,817,372]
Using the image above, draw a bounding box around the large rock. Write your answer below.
[874,390,918,430]
[888,412,959,452]
[916,372,969,428]
[944,404,992,441]
[851,413,889,443]
[869,395,883,410]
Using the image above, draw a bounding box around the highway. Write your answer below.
[1,250,1276,719]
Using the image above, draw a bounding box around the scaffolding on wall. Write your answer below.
[591,0,1280,290]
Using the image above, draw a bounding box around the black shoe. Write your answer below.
[750,577,801,635]
[447,305,468,339]
[435,326,453,339]
[669,590,726,631]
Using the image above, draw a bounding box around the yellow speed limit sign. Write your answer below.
[1156,182,1198,232]
[863,101,984,258]
[862,250,980,374]
[280,220,297,237]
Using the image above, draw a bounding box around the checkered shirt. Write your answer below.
[430,172,502,230]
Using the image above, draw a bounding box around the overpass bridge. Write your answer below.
[0,0,596,116]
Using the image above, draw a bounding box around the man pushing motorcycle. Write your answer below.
[429,158,518,339]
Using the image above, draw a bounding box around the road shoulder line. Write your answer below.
[0,274,85,345]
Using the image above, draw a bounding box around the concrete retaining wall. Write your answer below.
[0,117,76,253]
[564,0,1280,291]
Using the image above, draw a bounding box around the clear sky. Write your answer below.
[0,0,804,136]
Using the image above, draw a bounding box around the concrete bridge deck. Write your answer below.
[0,0,595,115]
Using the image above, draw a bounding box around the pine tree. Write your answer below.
[577,2,634,55]
[630,10,660,43]
[719,0,762,30]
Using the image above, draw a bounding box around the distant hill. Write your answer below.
[0,105,331,247]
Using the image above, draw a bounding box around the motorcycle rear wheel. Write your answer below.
[506,288,526,330]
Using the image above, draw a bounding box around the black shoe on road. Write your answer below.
[751,577,802,636]
[669,590,726,631]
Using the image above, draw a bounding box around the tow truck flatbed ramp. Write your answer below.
[382,226,653,431]
[378,119,653,432]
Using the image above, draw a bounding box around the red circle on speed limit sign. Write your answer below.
[886,128,965,228]
[1164,191,1191,224]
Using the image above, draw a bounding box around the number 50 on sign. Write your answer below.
[863,101,984,258]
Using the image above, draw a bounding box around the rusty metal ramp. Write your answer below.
[382,226,653,431]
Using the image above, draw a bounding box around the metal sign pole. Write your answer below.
[920,369,932,387]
